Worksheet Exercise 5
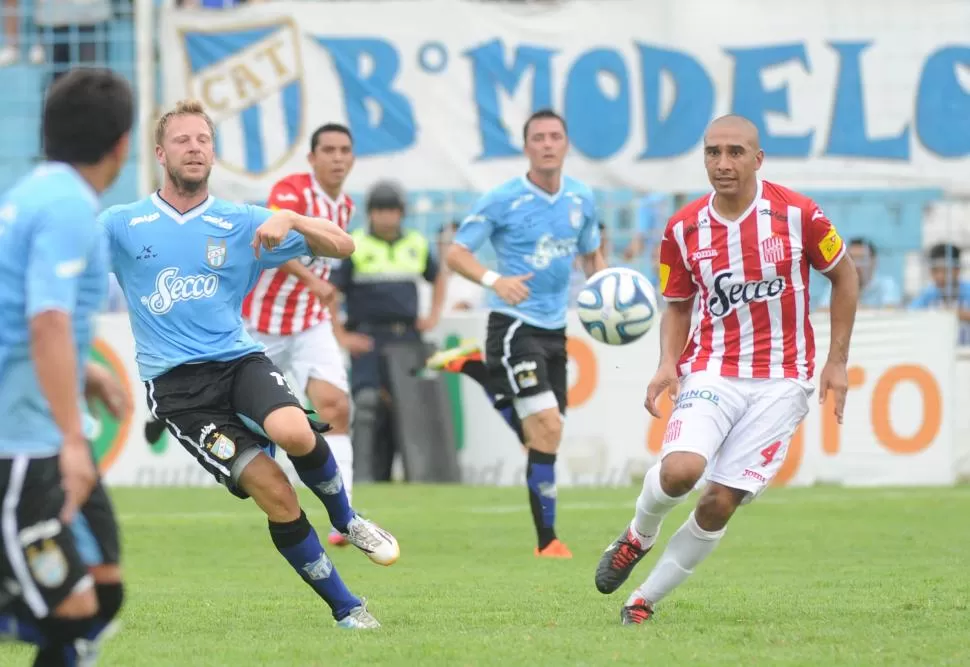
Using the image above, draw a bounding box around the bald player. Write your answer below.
[593,114,859,624]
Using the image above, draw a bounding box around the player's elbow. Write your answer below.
[445,243,468,272]
[327,232,355,259]
[29,309,72,344]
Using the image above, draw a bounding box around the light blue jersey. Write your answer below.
[100,193,311,380]
[0,164,107,457]
[454,175,600,329]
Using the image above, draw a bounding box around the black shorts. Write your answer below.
[484,312,568,415]
[0,454,119,619]
[146,352,303,499]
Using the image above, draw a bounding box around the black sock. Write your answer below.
[287,434,354,532]
[526,449,558,549]
[268,511,360,620]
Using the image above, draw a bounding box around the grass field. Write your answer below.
[3,484,969,666]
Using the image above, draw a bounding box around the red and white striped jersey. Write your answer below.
[659,179,845,381]
[242,173,355,335]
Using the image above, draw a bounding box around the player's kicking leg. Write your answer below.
[596,375,810,625]
[149,355,395,629]
[426,339,526,445]
[289,322,356,548]
[304,378,353,546]
[233,355,399,567]
[236,452,379,629]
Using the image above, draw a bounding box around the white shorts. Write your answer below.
[250,320,349,396]
[661,371,813,501]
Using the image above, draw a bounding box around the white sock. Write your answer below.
[327,433,354,504]
[627,511,725,607]
[631,463,688,547]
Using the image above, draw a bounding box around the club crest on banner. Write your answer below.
[179,19,305,176]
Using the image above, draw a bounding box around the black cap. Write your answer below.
[366,180,406,212]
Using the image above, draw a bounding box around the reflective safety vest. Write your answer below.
[341,229,434,326]
[349,229,431,283]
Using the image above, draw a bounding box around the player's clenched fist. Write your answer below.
[644,363,680,419]
[493,273,533,306]
[252,210,296,257]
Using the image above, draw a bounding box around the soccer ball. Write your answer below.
[577,267,659,345]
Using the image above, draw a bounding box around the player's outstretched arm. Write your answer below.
[252,209,355,259]
[290,212,355,258]
[818,253,859,424]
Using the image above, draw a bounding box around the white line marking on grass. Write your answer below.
[116,487,970,523]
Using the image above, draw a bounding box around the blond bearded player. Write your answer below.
[594,115,860,624]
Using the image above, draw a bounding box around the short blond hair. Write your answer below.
[155,99,216,145]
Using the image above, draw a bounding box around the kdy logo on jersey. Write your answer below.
[206,238,227,268]
[181,19,304,176]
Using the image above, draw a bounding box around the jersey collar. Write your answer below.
[707,178,763,225]
[520,174,564,204]
[311,175,346,209]
[151,191,215,225]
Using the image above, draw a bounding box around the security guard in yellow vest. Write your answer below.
[330,181,445,482]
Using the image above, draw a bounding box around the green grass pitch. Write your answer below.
[3,484,969,666]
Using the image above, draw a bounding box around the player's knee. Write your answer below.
[694,483,745,531]
[263,405,316,455]
[521,407,562,453]
[258,479,302,523]
[659,452,707,497]
[239,454,302,522]
[330,393,350,428]
[53,586,99,619]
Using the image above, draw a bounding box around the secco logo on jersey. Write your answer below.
[141,267,219,315]
[708,271,786,319]
[525,234,577,270]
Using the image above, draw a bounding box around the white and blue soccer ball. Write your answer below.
[577,267,659,345]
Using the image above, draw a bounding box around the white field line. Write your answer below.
[116,487,970,522]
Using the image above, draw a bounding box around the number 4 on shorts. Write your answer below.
[759,441,782,467]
